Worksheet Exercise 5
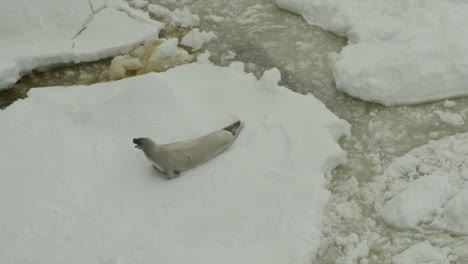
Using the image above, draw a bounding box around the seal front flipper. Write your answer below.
[166,170,180,179]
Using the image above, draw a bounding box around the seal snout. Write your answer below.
[133,138,142,149]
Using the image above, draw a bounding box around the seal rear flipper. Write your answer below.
[223,120,243,138]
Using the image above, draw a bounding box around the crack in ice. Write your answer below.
[72,0,109,49]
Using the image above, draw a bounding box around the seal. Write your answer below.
[133,120,243,179]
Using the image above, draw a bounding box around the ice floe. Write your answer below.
[392,241,451,264]
[376,133,468,234]
[0,0,162,90]
[0,57,349,263]
[276,0,468,105]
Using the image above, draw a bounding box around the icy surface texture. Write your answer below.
[0,0,162,90]
[392,241,451,264]
[377,133,468,234]
[276,0,468,105]
[0,58,349,264]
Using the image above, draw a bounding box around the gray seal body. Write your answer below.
[133,120,243,179]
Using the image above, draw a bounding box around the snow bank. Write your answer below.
[0,58,349,263]
[392,241,450,264]
[276,0,468,105]
[378,133,468,234]
[0,0,162,90]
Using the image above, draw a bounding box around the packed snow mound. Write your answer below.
[276,0,468,106]
[377,133,468,234]
[0,58,349,263]
[0,0,162,90]
[392,241,451,264]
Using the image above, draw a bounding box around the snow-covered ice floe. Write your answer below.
[276,0,468,106]
[375,133,468,235]
[392,241,451,264]
[0,0,162,90]
[0,56,349,263]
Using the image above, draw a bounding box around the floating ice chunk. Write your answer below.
[147,3,171,17]
[335,200,362,220]
[0,0,162,90]
[169,7,200,27]
[381,175,453,229]
[443,100,456,108]
[102,38,194,80]
[378,132,468,233]
[220,51,237,65]
[107,55,143,80]
[149,39,192,70]
[433,110,464,126]
[335,234,369,264]
[204,15,225,23]
[153,38,179,58]
[181,29,218,51]
[336,233,359,246]
[276,0,468,105]
[131,0,148,8]
[148,4,200,27]
[392,241,450,264]
[436,187,468,235]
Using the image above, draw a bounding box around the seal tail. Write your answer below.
[223,120,244,139]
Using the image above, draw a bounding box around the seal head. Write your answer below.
[133,137,151,149]
[133,138,142,149]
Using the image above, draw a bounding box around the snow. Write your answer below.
[147,3,171,17]
[107,55,143,80]
[335,234,369,264]
[0,58,349,263]
[392,241,450,264]
[148,4,200,27]
[376,133,468,234]
[276,0,468,106]
[443,100,456,108]
[435,186,468,235]
[381,175,454,229]
[72,7,159,60]
[205,15,225,23]
[131,0,148,8]
[0,0,162,90]
[153,38,180,58]
[166,7,200,27]
[434,110,464,126]
[335,200,362,221]
[181,29,218,51]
